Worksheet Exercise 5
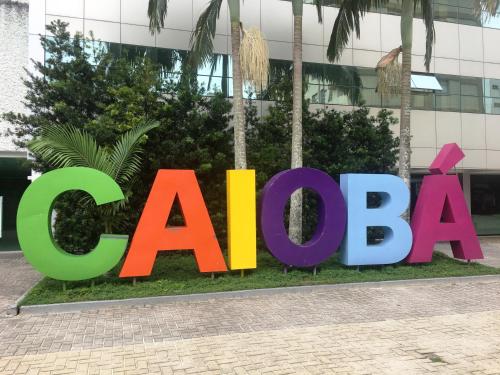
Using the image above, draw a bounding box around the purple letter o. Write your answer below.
[260,168,347,267]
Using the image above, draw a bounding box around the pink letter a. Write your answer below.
[407,144,483,263]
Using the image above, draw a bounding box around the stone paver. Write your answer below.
[0,277,499,374]
[437,237,500,268]
[1,310,499,375]
[0,252,41,315]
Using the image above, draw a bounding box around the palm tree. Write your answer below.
[148,0,268,170]
[324,0,434,202]
[29,122,159,232]
[288,0,323,244]
[323,0,499,212]
[190,1,269,170]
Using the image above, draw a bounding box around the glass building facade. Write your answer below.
[73,41,500,116]
[302,0,500,30]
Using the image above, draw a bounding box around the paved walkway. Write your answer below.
[0,252,40,315]
[437,237,500,268]
[0,276,499,374]
[0,242,499,374]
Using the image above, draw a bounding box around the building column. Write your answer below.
[462,172,471,213]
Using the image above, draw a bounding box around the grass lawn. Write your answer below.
[22,251,500,306]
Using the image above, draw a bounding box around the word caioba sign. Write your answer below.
[17,143,483,281]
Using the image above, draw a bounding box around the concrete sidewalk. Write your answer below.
[0,252,41,316]
[0,242,499,373]
[0,276,499,374]
[437,236,500,268]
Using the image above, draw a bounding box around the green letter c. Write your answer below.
[17,167,129,281]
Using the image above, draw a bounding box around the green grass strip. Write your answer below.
[21,251,500,306]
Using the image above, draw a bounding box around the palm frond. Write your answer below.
[326,0,389,62]
[312,0,323,23]
[148,0,169,33]
[29,125,109,172]
[109,121,159,186]
[376,47,402,96]
[377,61,402,96]
[417,0,435,72]
[207,54,222,91]
[189,0,224,68]
[240,27,270,92]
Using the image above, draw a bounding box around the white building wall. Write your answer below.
[0,0,29,154]
[30,0,500,171]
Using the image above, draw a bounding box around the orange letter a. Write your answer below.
[119,170,227,277]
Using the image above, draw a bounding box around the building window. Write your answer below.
[471,175,500,236]
[43,41,500,115]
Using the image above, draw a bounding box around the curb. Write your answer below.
[2,305,19,317]
[19,274,500,315]
[0,251,24,258]
[5,274,44,317]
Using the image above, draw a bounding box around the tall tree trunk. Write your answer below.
[400,0,413,221]
[289,6,303,245]
[222,55,229,98]
[228,0,246,170]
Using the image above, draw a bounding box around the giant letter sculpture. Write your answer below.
[227,170,257,271]
[340,174,413,266]
[260,168,346,267]
[120,170,227,277]
[406,143,483,263]
[17,167,128,281]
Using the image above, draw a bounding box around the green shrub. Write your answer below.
[4,21,398,253]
